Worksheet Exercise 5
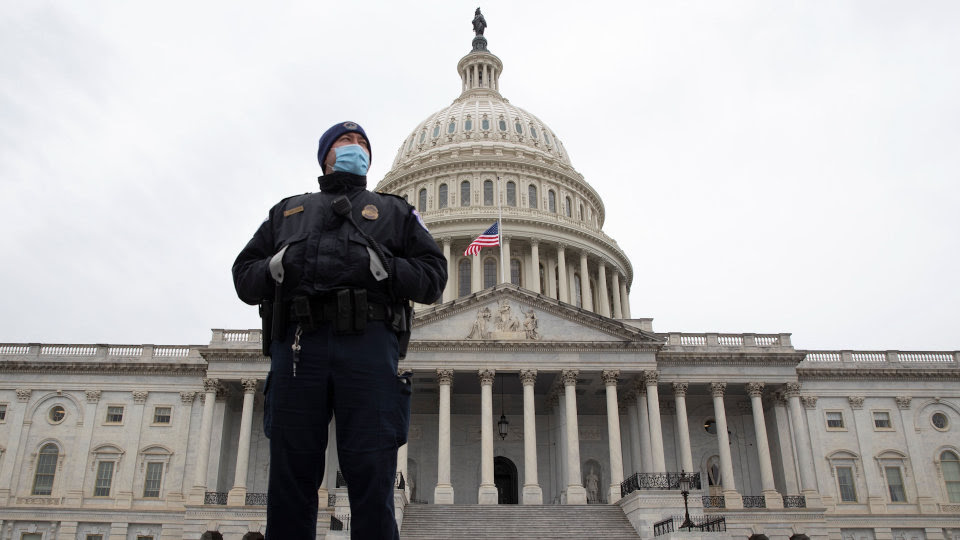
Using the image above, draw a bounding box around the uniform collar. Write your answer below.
[318,171,367,194]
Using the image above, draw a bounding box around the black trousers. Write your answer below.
[264,321,408,540]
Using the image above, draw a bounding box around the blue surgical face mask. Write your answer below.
[332,144,370,175]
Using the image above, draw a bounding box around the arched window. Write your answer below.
[448,119,457,134]
[481,117,490,131]
[460,181,471,206]
[548,190,556,213]
[438,184,448,209]
[418,188,427,212]
[483,257,497,288]
[464,117,473,131]
[498,118,507,132]
[484,180,494,206]
[565,196,572,217]
[458,259,471,298]
[528,185,538,209]
[574,273,582,307]
[510,259,522,286]
[419,130,426,144]
[941,450,960,502]
[32,443,59,495]
[506,182,516,207]
[432,124,441,139]
[579,203,585,221]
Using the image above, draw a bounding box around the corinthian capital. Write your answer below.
[601,370,620,386]
[180,391,197,404]
[710,382,727,397]
[561,369,579,387]
[643,370,659,386]
[746,382,765,398]
[801,396,818,409]
[16,388,31,402]
[672,382,688,397]
[478,369,496,385]
[85,390,102,403]
[519,369,537,386]
[436,369,454,385]
[132,391,148,404]
[203,378,220,393]
[785,382,802,397]
[241,378,259,393]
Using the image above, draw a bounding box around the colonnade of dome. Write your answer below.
[378,32,633,317]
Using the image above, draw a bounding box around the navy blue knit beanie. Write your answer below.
[317,121,371,174]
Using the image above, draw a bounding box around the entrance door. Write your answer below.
[494,456,518,504]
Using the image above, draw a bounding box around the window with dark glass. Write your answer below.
[87,535,104,540]
[942,450,960,502]
[32,443,58,495]
[564,196,572,217]
[579,204,585,221]
[0,403,6,421]
[528,185,538,209]
[461,181,471,206]
[548,190,556,213]
[106,406,124,424]
[826,411,844,429]
[498,119,507,131]
[418,188,427,212]
[483,258,497,288]
[510,259,521,286]
[530,126,538,139]
[143,462,163,498]
[153,407,171,424]
[458,259,471,298]
[873,411,892,429]
[932,412,948,430]
[482,117,490,130]
[433,125,440,138]
[514,122,523,134]
[483,180,493,206]
[837,466,857,502]
[506,182,516,206]
[438,184,448,209]
[885,466,906,502]
[94,461,114,496]
[464,118,473,131]
[49,405,65,423]
[448,120,456,134]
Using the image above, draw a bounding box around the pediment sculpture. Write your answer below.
[466,300,541,341]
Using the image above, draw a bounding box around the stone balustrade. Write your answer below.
[664,332,794,350]
[801,350,959,365]
[0,343,201,362]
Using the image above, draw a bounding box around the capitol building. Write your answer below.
[1,16,959,540]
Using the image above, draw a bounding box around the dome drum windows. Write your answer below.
[447,119,457,136]
[548,190,557,213]
[528,185,538,209]
[418,188,427,212]
[464,116,473,132]
[460,181,471,207]
[481,116,490,131]
[506,181,517,207]
[483,180,494,206]
[438,184,448,209]
[458,259,471,298]
[433,124,441,139]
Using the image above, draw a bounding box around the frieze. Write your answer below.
[798,367,960,380]
[0,361,206,376]
[16,388,31,401]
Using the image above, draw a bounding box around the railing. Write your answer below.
[783,495,807,508]
[0,343,202,361]
[668,333,789,348]
[702,495,725,508]
[330,515,350,531]
[803,350,958,365]
[204,491,228,505]
[620,472,702,497]
[245,492,267,506]
[743,495,766,508]
[653,515,727,536]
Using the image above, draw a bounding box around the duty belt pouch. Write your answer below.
[352,289,367,333]
[292,296,315,331]
[335,289,367,334]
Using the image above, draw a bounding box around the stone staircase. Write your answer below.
[400,504,641,539]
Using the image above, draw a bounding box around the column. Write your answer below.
[556,244,569,303]
[597,262,610,317]
[472,253,482,293]
[530,240,541,294]
[0,389,30,505]
[635,383,652,473]
[710,382,743,508]
[579,252,593,312]
[478,369,498,503]
[562,370,587,504]
[228,378,258,506]
[644,371,666,472]
[611,272,623,318]
[746,382,783,508]
[190,379,219,503]
[602,370,624,503]
[672,383,694,473]
[520,369,543,504]
[553,390,568,501]
[786,383,820,505]
[502,236,512,284]
[442,237,453,302]
[434,369,454,503]
[619,280,631,318]
[397,443,409,500]
[624,392,642,475]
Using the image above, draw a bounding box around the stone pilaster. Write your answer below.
[562,369,587,504]
[435,369,454,503]
[478,369,498,504]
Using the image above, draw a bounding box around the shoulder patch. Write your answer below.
[412,208,429,232]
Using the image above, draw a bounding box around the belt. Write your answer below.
[288,295,391,323]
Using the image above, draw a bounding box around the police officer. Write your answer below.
[232,121,447,539]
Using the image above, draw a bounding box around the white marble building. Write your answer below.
[2,20,959,540]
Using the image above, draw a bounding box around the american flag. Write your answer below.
[463,222,500,256]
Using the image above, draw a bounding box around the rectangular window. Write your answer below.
[143,462,163,498]
[86,534,104,540]
[885,466,906,502]
[106,406,124,424]
[873,411,892,429]
[0,403,7,421]
[94,461,114,496]
[21,534,43,540]
[837,466,857,502]
[826,411,845,429]
[153,406,171,424]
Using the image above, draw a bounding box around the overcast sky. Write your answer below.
[1,1,958,351]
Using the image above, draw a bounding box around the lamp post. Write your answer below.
[679,470,694,531]
[497,374,509,440]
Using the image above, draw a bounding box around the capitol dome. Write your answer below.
[378,25,633,318]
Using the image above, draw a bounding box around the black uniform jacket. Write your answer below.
[232,172,447,307]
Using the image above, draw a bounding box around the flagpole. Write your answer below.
[497,175,506,284]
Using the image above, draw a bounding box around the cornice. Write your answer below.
[657,351,806,366]
[200,349,269,363]
[409,340,660,352]
[0,361,206,376]
[798,366,960,380]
